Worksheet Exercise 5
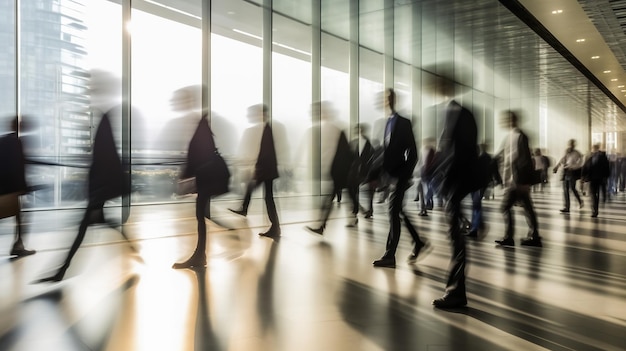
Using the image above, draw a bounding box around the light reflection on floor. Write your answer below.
[1,189,626,350]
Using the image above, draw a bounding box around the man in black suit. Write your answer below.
[494,110,542,247]
[229,104,281,238]
[582,143,610,218]
[372,89,426,268]
[429,74,479,308]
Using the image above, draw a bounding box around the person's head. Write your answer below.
[247,103,268,123]
[170,85,201,113]
[592,143,601,152]
[534,148,542,156]
[356,123,369,137]
[568,139,576,150]
[479,141,490,153]
[384,88,396,113]
[89,69,121,111]
[499,109,519,129]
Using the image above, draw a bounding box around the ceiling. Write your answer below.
[142,0,626,132]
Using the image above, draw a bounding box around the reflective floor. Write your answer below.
[1,186,626,351]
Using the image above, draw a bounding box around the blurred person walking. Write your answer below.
[553,139,584,213]
[228,104,281,238]
[582,143,610,218]
[427,70,480,309]
[417,138,436,216]
[37,71,131,283]
[493,110,542,247]
[372,89,427,268]
[173,112,230,269]
[0,117,36,257]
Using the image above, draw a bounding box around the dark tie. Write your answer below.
[384,118,392,147]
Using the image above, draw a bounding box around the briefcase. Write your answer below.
[0,193,19,219]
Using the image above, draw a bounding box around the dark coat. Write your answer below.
[0,132,27,195]
[348,137,375,186]
[89,112,126,203]
[254,123,279,181]
[512,130,537,186]
[582,151,610,182]
[435,101,479,197]
[184,115,230,196]
[331,131,355,189]
[382,113,417,180]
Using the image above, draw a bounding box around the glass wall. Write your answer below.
[3,0,626,215]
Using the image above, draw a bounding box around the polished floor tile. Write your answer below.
[1,186,625,350]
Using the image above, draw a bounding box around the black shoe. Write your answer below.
[432,294,467,308]
[495,237,515,246]
[465,229,478,238]
[408,241,431,263]
[10,247,36,257]
[418,210,428,217]
[559,208,570,213]
[372,257,396,268]
[172,256,207,269]
[520,237,542,247]
[591,212,598,218]
[306,226,324,235]
[259,227,281,238]
[35,270,66,284]
[346,217,358,228]
[228,208,247,217]
[579,200,584,209]
[364,210,373,219]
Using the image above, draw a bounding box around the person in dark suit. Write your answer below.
[349,123,376,220]
[228,104,281,238]
[428,74,479,308]
[417,138,436,216]
[0,117,36,257]
[494,110,542,247]
[582,143,610,218]
[173,112,229,269]
[466,142,495,238]
[37,72,132,283]
[372,89,426,268]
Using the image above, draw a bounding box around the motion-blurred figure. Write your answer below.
[494,110,542,247]
[466,142,495,238]
[416,137,436,216]
[306,102,355,234]
[0,117,36,257]
[349,123,376,219]
[372,89,426,268]
[228,104,281,238]
[427,70,479,309]
[553,139,584,213]
[532,148,550,193]
[37,70,131,282]
[173,110,229,269]
[582,143,610,218]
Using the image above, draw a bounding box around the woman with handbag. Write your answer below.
[173,110,230,269]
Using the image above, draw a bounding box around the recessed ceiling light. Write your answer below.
[576,39,586,43]
[552,10,563,14]
[227,11,235,15]
[618,85,624,88]
[591,56,600,59]
[621,90,626,93]
[603,70,611,73]
[611,78,618,81]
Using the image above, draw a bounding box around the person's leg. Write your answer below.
[433,192,467,306]
[570,178,583,206]
[562,178,571,211]
[590,181,600,216]
[497,188,517,243]
[469,189,483,233]
[230,179,258,216]
[11,207,36,256]
[374,179,404,264]
[347,182,359,226]
[173,193,209,268]
[518,188,539,239]
[262,180,280,235]
[418,180,426,213]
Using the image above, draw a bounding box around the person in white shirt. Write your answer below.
[553,139,584,213]
[494,110,542,247]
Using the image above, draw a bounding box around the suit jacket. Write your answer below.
[254,123,279,181]
[435,100,479,197]
[0,132,27,195]
[184,115,230,196]
[349,137,375,184]
[582,151,610,182]
[383,113,417,180]
[511,130,536,186]
[331,131,354,189]
[89,111,126,203]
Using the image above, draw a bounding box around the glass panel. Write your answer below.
[321,0,349,40]
[359,48,384,148]
[131,2,202,204]
[19,0,121,209]
[212,0,263,197]
[359,0,384,53]
[274,0,312,24]
[272,13,312,196]
[0,0,16,119]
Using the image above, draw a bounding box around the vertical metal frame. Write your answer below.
[263,0,272,115]
[121,0,132,225]
[202,0,211,120]
[383,0,394,90]
[312,0,321,195]
[349,0,359,141]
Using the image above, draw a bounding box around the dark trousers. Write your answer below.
[319,183,357,227]
[589,180,602,215]
[470,188,485,231]
[382,177,423,259]
[193,192,210,257]
[242,179,280,229]
[418,179,434,211]
[563,177,582,210]
[501,186,538,239]
[444,191,467,298]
